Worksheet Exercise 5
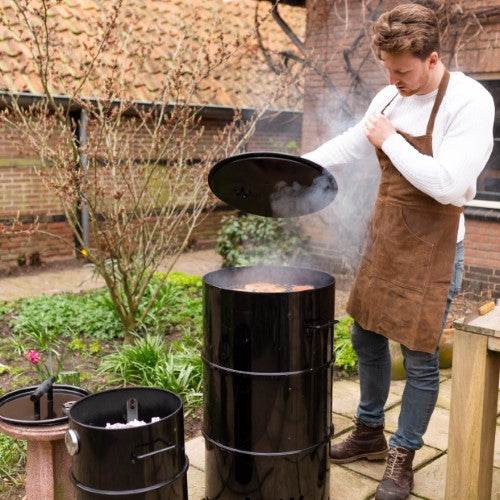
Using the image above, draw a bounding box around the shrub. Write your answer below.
[334,316,358,374]
[99,331,203,410]
[215,214,310,268]
[7,272,204,341]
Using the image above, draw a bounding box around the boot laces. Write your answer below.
[384,448,408,481]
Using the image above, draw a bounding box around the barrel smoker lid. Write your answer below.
[0,385,89,426]
[208,152,338,218]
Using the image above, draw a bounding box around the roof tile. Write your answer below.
[0,0,305,109]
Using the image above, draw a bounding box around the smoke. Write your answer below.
[295,95,381,276]
[269,172,336,218]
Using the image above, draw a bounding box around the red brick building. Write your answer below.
[297,0,500,298]
[0,0,304,270]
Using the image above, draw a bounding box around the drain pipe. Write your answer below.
[71,109,90,251]
[78,110,90,250]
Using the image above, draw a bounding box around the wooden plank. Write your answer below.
[445,330,499,500]
[453,305,500,337]
[488,336,500,353]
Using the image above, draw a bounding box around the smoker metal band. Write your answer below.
[69,458,189,496]
[201,353,335,377]
[202,429,333,458]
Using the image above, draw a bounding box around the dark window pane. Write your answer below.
[476,80,499,202]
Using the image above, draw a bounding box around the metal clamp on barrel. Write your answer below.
[30,375,56,420]
[131,439,176,463]
[305,319,337,335]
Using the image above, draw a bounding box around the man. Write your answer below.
[303,4,494,500]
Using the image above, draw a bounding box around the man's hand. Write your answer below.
[365,113,397,148]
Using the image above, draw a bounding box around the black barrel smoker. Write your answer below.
[203,152,338,499]
[66,387,189,499]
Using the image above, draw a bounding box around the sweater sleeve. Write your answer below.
[381,89,495,205]
[301,87,394,167]
[301,119,373,167]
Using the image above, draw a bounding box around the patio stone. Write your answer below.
[185,435,205,471]
[388,379,406,396]
[187,464,206,499]
[330,464,378,499]
[413,453,500,500]
[384,405,450,451]
[332,380,401,417]
[333,413,355,436]
[412,453,447,499]
[436,378,452,410]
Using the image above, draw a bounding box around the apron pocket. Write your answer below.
[371,204,434,291]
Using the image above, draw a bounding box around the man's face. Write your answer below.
[380,50,437,96]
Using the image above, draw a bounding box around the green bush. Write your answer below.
[215,214,310,267]
[334,316,358,374]
[7,272,204,341]
[99,331,203,410]
[10,290,123,340]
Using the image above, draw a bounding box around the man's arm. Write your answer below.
[302,119,374,167]
[301,87,394,167]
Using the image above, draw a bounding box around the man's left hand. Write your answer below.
[365,113,397,148]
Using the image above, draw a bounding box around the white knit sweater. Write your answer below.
[303,72,495,242]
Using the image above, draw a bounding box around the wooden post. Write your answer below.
[445,329,499,499]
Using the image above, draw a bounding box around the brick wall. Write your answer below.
[302,0,500,296]
[0,110,302,270]
[462,210,500,298]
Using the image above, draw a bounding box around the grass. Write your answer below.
[0,434,26,495]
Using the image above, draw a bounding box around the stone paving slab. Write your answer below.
[187,464,206,499]
[333,413,355,436]
[385,405,450,451]
[330,464,378,499]
[332,379,401,417]
[436,378,452,410]
[185,435,205,471]
[413,453,500,500]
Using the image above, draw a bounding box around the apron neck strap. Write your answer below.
[426,69,450,136]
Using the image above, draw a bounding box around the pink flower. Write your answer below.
[25,349,41,365]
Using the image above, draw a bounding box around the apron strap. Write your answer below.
[426,69,450,136]
[380,93,398,115]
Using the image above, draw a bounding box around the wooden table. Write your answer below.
[445,305,499,500]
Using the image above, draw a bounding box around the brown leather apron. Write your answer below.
[346,70,462,354]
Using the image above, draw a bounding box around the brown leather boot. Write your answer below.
[375,447,415,500]
[330,416,388,463]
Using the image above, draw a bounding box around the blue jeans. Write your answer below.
[351,241,464,450]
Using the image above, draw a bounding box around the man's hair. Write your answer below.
[371,3,441,60]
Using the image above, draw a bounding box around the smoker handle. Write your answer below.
[305,320,337,334]
[30,376,56,402]
[131,442,176,463]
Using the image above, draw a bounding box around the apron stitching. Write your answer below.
[368,275,425,293]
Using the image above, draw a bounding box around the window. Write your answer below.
[477,80,499,202]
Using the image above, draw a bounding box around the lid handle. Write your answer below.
[126,397,139,423]
[30,376,56,420]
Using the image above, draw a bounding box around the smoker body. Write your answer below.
[202,266,335,499]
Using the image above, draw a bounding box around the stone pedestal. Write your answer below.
[0,419,73,500]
